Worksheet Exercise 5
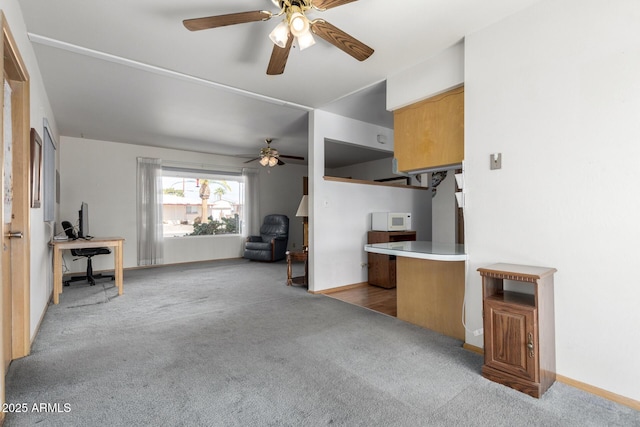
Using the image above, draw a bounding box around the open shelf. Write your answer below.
[485,291,535,308]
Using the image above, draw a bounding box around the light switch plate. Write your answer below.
[490,153,502,170]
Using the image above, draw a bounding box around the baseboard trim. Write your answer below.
[555,375,640,411]
[32,290,53,346]
[127,257,245,271]
[462,344,639,410]
[310,282,369,295]
[462,343,483,355]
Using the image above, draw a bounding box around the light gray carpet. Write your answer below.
[5,259,639,426]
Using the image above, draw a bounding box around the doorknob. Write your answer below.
[5,231,23,238]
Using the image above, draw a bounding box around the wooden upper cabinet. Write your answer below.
[393,86,464,172]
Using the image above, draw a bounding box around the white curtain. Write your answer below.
[137,157,164,265]
[242,168,260,237]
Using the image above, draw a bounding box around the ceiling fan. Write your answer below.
[183,0,374,75]
[244,138,305,167]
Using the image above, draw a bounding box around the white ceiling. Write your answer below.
[19,0,540,167]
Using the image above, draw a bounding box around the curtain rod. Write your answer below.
[162,159,259,175]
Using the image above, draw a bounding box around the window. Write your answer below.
[162,167,244,237]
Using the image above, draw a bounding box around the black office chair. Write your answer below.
[61,221,115,287]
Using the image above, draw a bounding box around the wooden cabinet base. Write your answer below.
[396,257,465,340]
[482,365,547,398]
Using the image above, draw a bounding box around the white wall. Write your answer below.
[387,40,465,110]
[431,172,456,243]
[463,0,640,401]
[59,137,307,272]
[2,1,60,338]
[309,110,431,292]
[326,157,395,181]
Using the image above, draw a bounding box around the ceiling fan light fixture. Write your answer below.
[259,157,270,166]
[289,12,310,37]
[296,30,316,51]
[269,20,290,48]
[268,156,278,167]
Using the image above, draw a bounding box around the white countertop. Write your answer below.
[365,241,467,261]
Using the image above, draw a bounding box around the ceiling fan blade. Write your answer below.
[243,157,261,164]
[183,11,271,31]
[267,33,294,75]
[279,154,305,161]
[313,0,358,10]
[277,158,286,166]
[311,20,373,61]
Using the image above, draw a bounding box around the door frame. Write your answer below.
[1,11,31,418]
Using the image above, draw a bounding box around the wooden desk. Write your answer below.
[51,237,124,304]
[286,250,308,286]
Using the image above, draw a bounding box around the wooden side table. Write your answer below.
[478,263,557,398]
[286,250,308,286]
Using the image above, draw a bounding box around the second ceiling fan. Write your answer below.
[244,139,304,167]
[183,0,374,75]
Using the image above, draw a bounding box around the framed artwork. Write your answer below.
[43,118,57,221]
[30,128,42,208]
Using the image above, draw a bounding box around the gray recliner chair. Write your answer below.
[244,214,289,262]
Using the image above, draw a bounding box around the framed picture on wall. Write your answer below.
[30,128,42,208]
[43,118,57,221]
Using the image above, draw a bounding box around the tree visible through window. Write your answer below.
[162,171,243,237]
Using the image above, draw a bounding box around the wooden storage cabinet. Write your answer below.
[393,86,464,172]
[478,263,556,398]
[367,231,416,288]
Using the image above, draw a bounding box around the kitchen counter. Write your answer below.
[365,240,467,261]
[364,240,466,340]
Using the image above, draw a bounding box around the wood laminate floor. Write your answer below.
[325,285,397,317]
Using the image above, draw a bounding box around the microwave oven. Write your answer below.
[371,212,412,231]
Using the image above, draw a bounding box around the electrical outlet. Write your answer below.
[473,328,484,337]
[361,263,368,268]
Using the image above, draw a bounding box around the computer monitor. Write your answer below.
[78,202,89,238]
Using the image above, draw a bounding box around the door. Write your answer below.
[484,299,538,382]
[2,14,32,418]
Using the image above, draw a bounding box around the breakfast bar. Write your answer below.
[365,241,467,340]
